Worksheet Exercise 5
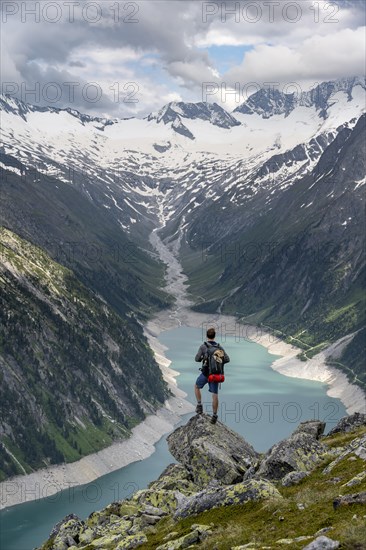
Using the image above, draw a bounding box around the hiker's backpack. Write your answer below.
[204,342,225,383]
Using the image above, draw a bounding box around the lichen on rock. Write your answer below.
[48,514,84,550]
[281,470,309,486]
[132,488,187,514]
[323,434,366,474]
[37,415,366,550]
[167,414,258,487]
[256,421,328,481]
[155,524,212,549]
[174,479,281,519]
[148,463,199,495]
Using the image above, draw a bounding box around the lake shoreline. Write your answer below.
[145,306,366,417]
[0,329,194,511]
[1,307,365,510]
[2,222,364,510]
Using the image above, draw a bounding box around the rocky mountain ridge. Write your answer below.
[3,76,364,128]
[147,101,242,135]
[38,412,366,549]
[233,76,366,119]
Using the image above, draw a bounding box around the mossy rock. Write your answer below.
[118,502,142,517]
[167,415,258,488]
[342,470,366,487]
[323,434,366,474]
[79,527,101,546]
[155,530,199,549]
[45,514,84,549]
[174,479,281,519]
[115,533,148,549]
[148,464,199,495]
[155,524,212,549]
[327,412,366,435]
[84,533,126,549]
[256,425,328,481]
[133,489,186,514]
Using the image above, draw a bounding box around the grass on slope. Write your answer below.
[139,427,366,550]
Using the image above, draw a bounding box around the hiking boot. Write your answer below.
[195,403,203,414]
[210,414,218,424]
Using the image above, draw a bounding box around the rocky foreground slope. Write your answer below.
[39,413,366,550]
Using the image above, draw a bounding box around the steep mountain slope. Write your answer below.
[0,158,172,480]
[0,228,168,480]
[0,155,171,318]
[182,115,366,386]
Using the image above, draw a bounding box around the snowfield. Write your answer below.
[1,78,365,232]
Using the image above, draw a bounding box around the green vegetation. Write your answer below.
[0,165,173,322]
[180,120,366,391]
[37,426,366,550]
[0,228,169,480]
[181,207,365,391]
[137,428,366,549]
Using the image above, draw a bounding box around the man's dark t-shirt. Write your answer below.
[195,341,230,377]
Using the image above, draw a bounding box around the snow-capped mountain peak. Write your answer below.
[0,93,118,129]
[1,76,365,236]
[234,76,366,119]
[147,100,241,129]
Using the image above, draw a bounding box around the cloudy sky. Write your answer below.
[1,0,365,117]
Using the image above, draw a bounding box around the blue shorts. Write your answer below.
[195,372,219,394]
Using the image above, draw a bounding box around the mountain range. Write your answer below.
[0,76,365,479]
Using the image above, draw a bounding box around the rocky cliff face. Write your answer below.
[0,227,170,479]
[147,101,241,129]
[186,115,366,389]
[38,412,366,550]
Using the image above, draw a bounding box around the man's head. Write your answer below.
[206,327,216,340]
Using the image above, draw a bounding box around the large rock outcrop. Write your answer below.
[38,415,366,550]
[255,420,327,481]
[167,414,259,486]
[327,412,366,435]
[174,479,281,519]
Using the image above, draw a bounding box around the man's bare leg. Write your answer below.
[194,385,202,403]
[195,385,203,413]
[212,393,218,415]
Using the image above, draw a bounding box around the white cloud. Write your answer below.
[196,0,364,48]
[167,58,220,89]
[1,0,365,116]
[223,27,366,89]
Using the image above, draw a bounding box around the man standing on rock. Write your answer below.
[194,327,230,424]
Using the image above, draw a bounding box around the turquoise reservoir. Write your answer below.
[0,325,346,550]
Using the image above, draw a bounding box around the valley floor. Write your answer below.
[1,305,364,510]
[1,226,365,510]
